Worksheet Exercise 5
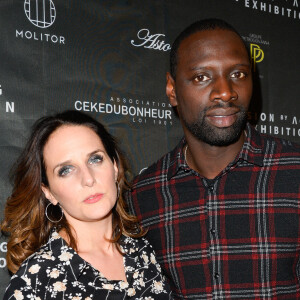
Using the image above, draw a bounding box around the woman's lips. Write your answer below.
[84,193,103,204]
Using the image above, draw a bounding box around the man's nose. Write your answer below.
[210,77,238,102]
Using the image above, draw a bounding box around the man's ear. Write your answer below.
[41,185,58,205]
[166,72,178,107]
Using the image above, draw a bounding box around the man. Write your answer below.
[127,19,300,299]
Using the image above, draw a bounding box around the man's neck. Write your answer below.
[185,132,246,180]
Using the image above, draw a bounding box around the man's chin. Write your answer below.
[184,112,247,146]
[190,123,244,146]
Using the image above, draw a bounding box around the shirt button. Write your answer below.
[210,228,216,235]
[214,273,220,279]
[209,185,214,192]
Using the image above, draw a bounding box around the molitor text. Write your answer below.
[16,29,65,44]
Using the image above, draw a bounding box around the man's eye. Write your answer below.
[88,154,103,165]
[231,71,247,79]
[194,74,210,83]
[58,166,73,177]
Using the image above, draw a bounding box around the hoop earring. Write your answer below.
[45,203,63,223]
[116,181,120,200]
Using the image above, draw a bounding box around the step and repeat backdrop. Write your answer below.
[0,0,299,296]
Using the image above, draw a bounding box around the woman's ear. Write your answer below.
[41,185,58,205]
[113,161,119,182]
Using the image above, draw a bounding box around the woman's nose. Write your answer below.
[81,166,95,187]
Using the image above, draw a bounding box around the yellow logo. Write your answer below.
[250,44,264,72]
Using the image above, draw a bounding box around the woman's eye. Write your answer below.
[231,71,247,79]
[194,74,210,83]
[58,166,73,177]
[88,154,103,165]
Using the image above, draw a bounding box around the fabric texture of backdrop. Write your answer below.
[0,0,299,297]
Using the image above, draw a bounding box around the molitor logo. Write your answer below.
[16,0,66,44]
[250,44,264,72]
[24,0,56,28]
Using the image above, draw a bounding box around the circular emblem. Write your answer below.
[24,0,56,28]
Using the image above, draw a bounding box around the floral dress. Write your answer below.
[4,231,173,300]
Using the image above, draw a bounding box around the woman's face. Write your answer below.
[42,125,118,226]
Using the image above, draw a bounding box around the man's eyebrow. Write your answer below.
[190,63,251,71]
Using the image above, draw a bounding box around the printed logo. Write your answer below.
[17,0,65,44]
[250,44,264,72]
[131,29,171,51]
[0,84,15,113]
[234,0,300,21]
[24,0,56,28]
[0,242,7,268]
[250,111,300,139]
[74,96,174,126]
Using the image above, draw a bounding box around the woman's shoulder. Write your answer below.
[3,232,64,299]
[14,231,67,278]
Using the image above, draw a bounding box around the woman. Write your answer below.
[1,110,172,299]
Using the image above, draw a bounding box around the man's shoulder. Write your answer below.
[247,127,300,169]
[131,139,183,189]
[256,129,300,156]
[131,153,170,189]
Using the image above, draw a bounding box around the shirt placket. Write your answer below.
[205,177,225,300]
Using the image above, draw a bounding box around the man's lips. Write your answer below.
[206,108,240,128]
[206,107,240,117]
[84,193,103,204]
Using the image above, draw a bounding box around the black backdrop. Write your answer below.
[0,0,299,296]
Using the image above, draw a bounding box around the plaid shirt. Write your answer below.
[127,124,300,299]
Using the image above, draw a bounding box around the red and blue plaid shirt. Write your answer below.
[127,124,300,299]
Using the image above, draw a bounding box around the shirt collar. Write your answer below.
[167,123,264,180]
[237,123,264,167]
[48,231,137,283]
[48,230,88,281]
[167,137,188,180]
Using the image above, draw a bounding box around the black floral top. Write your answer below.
[4,231,173,300]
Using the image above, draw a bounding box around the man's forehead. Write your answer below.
[177,29,249,62]
[180,29,242,49]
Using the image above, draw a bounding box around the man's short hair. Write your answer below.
[170,18,247,80]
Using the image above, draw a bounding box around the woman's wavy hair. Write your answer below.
[1,110,144,273]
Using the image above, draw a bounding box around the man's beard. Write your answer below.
[183,103,248,147]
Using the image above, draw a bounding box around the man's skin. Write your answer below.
[166,29,253,179]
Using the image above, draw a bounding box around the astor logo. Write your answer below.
[131,29,171,51]
[24,0,56,28]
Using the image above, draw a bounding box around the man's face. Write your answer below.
[167,29,252,146]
